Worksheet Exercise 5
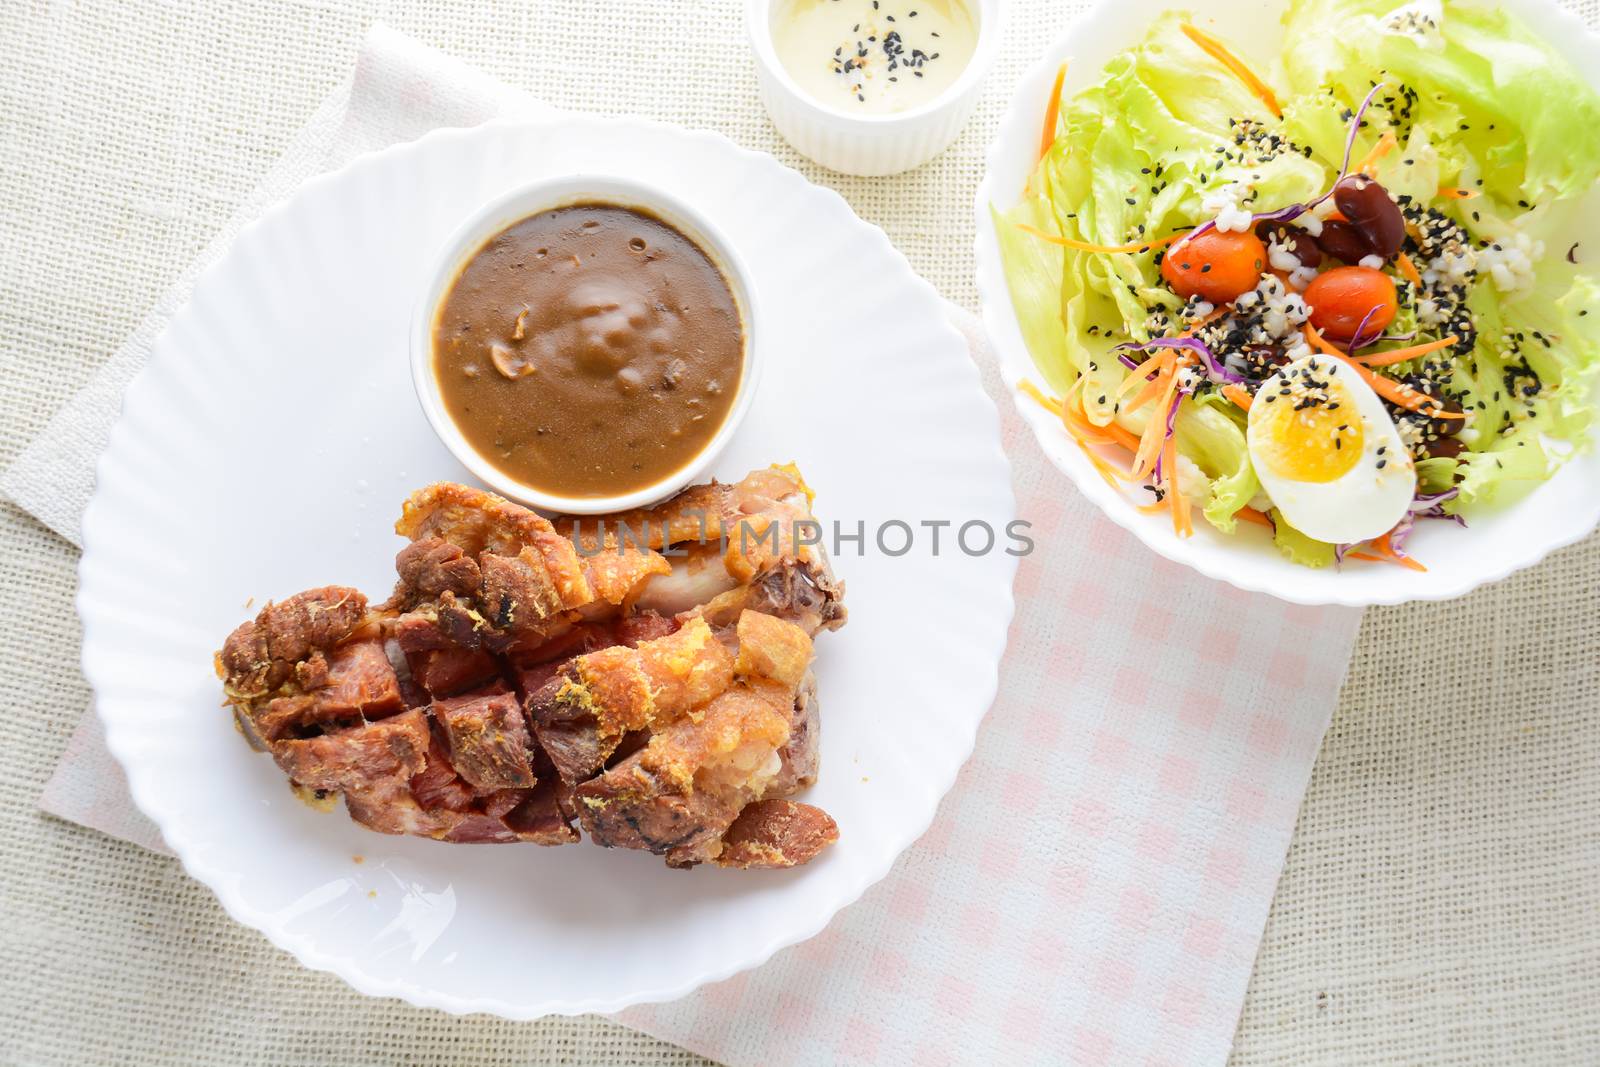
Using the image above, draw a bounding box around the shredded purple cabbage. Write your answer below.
[1115,336,1246,385]
[1309,82,1387,212]
[1347,305,1383,349]
[1338,487,1465,564]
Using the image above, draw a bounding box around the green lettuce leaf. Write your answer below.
[990,201,1074,393]
[1282,0,1600,202]
[1449,274,1600,505]
[1177,393,1261,533]
[1271,511,1338,568]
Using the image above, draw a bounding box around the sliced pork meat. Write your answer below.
[394,481,664,615]
[272,709,431,795]
[713,800,838,869]
[306,639,405,720]
[217,470,846,870]
[501,774,581,845]
[476,547,564,631]
[614,610,678,648]
[434,689,537,791]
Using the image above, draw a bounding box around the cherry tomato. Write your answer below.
[1160,228,1267,304]
[1304,266,1398,342]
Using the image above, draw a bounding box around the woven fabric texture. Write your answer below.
[0,1,1596,1065]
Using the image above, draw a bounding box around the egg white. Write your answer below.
[1247,355,1416,545]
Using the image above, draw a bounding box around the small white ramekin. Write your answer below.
[746,0,1003,176]
[411,174,761,515]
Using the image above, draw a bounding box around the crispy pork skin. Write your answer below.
[575,680,794,867]
[530,615,736,784]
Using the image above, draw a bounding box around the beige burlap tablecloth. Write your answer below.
[1,1,1596,1064]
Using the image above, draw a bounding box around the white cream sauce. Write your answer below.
[771,0,977,116]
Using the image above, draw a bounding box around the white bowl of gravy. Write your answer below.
[411,175,760,514]
[747,0,1003,176]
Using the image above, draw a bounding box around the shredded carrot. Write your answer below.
[1303,325,1467,418]
[1055,382,1142,465]
[1180,23,1281,118]
[1038,62,1068,163]
[1017,222,1186,255]
[1162,437,1193,537]
[1133,361,1184,478]
[1357,130,1398,175]
[1396,251,1423,287]
[1221,383,1254,411]
[1019,379,1062,415]
[1236,506,1274,529]
[1125,366,1174,414]
[1437,186,1480,200]
[1349,533,1428,571]
[1056,394,1134,488]
[1099,414,1144,453]
[1065,403,1144,459]
[1353,334,1461,368]
[1117,347,1176,398]
[1025,374,1198,521]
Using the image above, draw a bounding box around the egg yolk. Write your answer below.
[1253,377,1364,482]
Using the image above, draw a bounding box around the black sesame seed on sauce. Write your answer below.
[799,0,971,108]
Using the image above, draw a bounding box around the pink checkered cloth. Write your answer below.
[30,25,1362,1066]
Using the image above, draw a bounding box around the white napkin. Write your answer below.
[12,24,1362,1066]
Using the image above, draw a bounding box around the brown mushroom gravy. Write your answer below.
[433,202,744,498]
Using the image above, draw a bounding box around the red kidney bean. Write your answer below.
[1333,175,1406,259]
[1314,219,1377,265]
[1254,221,1323,269]
[1402,376,1466,438]
[1423,436,1466,460]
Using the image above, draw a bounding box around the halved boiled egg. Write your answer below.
[1246,354,1416,544]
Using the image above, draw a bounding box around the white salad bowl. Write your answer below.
[975,0,1600,607]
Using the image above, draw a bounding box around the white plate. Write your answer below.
[975,0,1600,606]
[79,116,1016,1017]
